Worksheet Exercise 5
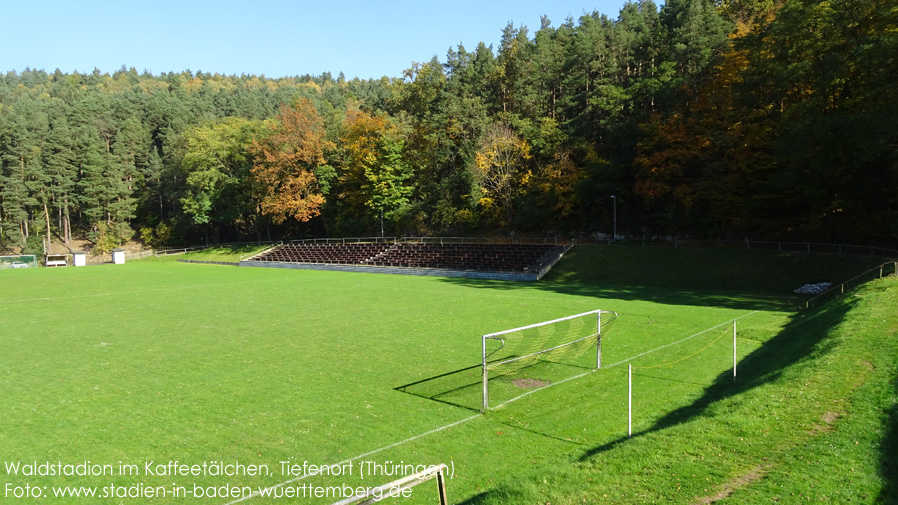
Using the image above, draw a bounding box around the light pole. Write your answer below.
[611,195,617,243]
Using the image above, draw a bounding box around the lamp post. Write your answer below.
[611,195,617,243]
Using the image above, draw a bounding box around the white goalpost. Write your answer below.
[481,309,618,412]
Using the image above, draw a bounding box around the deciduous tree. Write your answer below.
[250,99,333,224]
[472,123,532,225]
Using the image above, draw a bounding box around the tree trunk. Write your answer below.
[64,200,72,247]
[43,201,52,253]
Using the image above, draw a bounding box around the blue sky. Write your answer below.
[3,0,627,79]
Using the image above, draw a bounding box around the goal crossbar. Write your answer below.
[481,309,617,412]
[483,309,606,339]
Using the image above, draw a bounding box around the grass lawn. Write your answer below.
[0,245,893,504]
[150,243,273,263]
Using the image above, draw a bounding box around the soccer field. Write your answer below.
[0,260,791,504]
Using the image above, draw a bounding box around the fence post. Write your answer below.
[733,322,737,382]
[437,468,449,505]
[481,336,488,413]
[628,365,632,438]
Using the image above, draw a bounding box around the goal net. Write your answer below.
[481,309,617,411]
[0,255,37,269]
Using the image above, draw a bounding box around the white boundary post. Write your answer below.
[596,311,602,369]
[628,364,632,438]
[733,321,737,382]
[482,336,488,413]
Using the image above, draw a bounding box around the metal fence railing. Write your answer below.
[574,237,898,258]
[801,261,898,310]
[83,250,155,264]
[154,240,282,256]
[289,237,394,245]
[286,236,566,246]
[399,236,563,246]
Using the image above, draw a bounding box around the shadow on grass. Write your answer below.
[438,276,796,312]
[396,360,598,413]
[576,300,850,460]
[457,297,855,505]
[437,243,888,312]
[395,364,484,412]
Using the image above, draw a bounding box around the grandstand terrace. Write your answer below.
[240,239,569,281]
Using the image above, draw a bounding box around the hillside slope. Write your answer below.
[462,276,898,504]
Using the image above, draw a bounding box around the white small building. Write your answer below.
[72,251,87,267]
[112,249,126,265]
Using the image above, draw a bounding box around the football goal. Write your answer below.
[0,254,37,269]
[481,309,618,411]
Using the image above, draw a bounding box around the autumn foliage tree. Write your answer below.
[338,109,412,233]
[472,123,532,225]
[249,99,333,224]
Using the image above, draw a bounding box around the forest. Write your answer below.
[1,0,895,255]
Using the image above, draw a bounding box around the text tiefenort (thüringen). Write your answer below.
[3,459,451,501]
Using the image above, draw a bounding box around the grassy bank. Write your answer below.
[547,244,884,295]
[461,276,898,504]
[147,243,272,262]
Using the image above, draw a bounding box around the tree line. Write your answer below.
[1,0,895,255]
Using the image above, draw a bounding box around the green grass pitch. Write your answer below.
[0,247,877,504]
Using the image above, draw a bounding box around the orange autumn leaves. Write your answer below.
[249,98,332,224]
